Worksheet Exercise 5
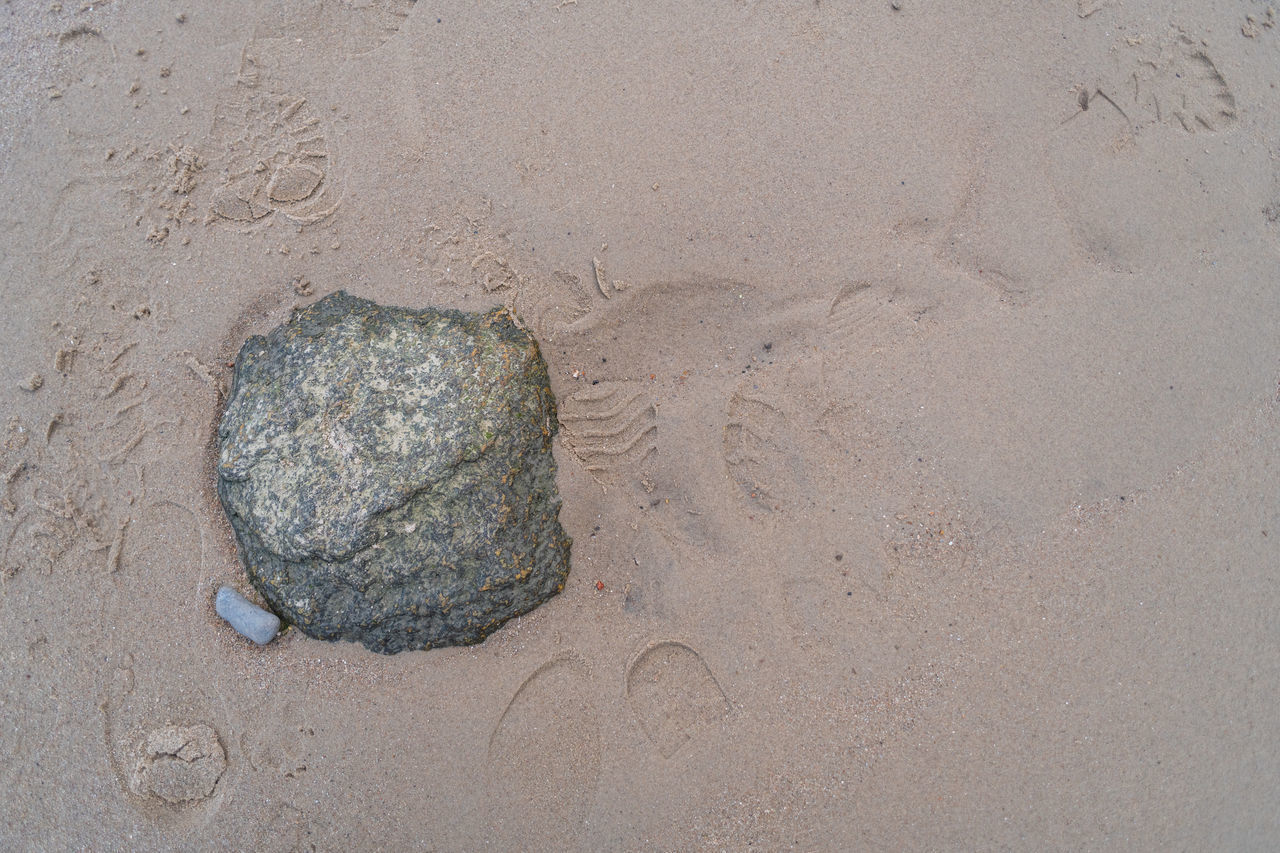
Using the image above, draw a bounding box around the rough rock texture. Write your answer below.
[217,291,571,654]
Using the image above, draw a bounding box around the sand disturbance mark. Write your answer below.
[880,505,978,581]
[824,280,911,351]
[1120,32,1238,134]
[722,382,836,515]
[128,724,227,806]
[335,0,417,55]
[241,699,315,781]
[487,655,601,848]
[206,52,341,228]
[0,629,66,797]
[247,0,416,60]
[621,533,681,619]
[423,202,525,295]
[1066,29,1237,137]
[100,656,231,819]
[1076,0,1111,17]
[626,641,729,759]
[1047,30,1241,270]
[559,381,658,483]
[1,271,164,582]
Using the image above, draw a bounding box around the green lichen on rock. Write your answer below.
[216,291,570,654]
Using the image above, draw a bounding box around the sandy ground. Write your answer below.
[2,0,1278,849]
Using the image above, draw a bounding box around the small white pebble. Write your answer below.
[215,586,280,645]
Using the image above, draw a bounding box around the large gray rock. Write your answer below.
[217,291,571,654]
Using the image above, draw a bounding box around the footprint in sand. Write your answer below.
[2,509,72,580]
[251,0,417,60]
[823,280,918,356]
[0,628,67,796]
[240,699,315,781]
[626,641,729,759]
[530,270,593,341]
[723,362,857,515]
[332,0,418,55]
[1114,31,1238,135]
[547,275,773,543]
[1046,33,1243,271]
[559,381,658,485]
[206,52,342,229]
[719,279,923,516]
[421,201,528,296]
[549,276,755,376]
[127,723,227,806]
[1,300,158,580]
[124,500,203,581]
[486,654,601,848]
[722,390,804,512]
[622,531,681,620]
[45,22,130,141]
[100,658,229,818]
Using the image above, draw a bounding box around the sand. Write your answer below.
[2,0,1278,849]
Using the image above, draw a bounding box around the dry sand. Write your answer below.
[2,0,1278,849]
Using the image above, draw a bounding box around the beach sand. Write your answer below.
[2,0,1277,848]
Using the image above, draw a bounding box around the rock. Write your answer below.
[215,586,281,645]
[129,724,226,805]
[217,291,571,654]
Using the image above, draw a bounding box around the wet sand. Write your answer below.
[2,1,1278,849]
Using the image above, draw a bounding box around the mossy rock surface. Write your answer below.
[217,291,570,654]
